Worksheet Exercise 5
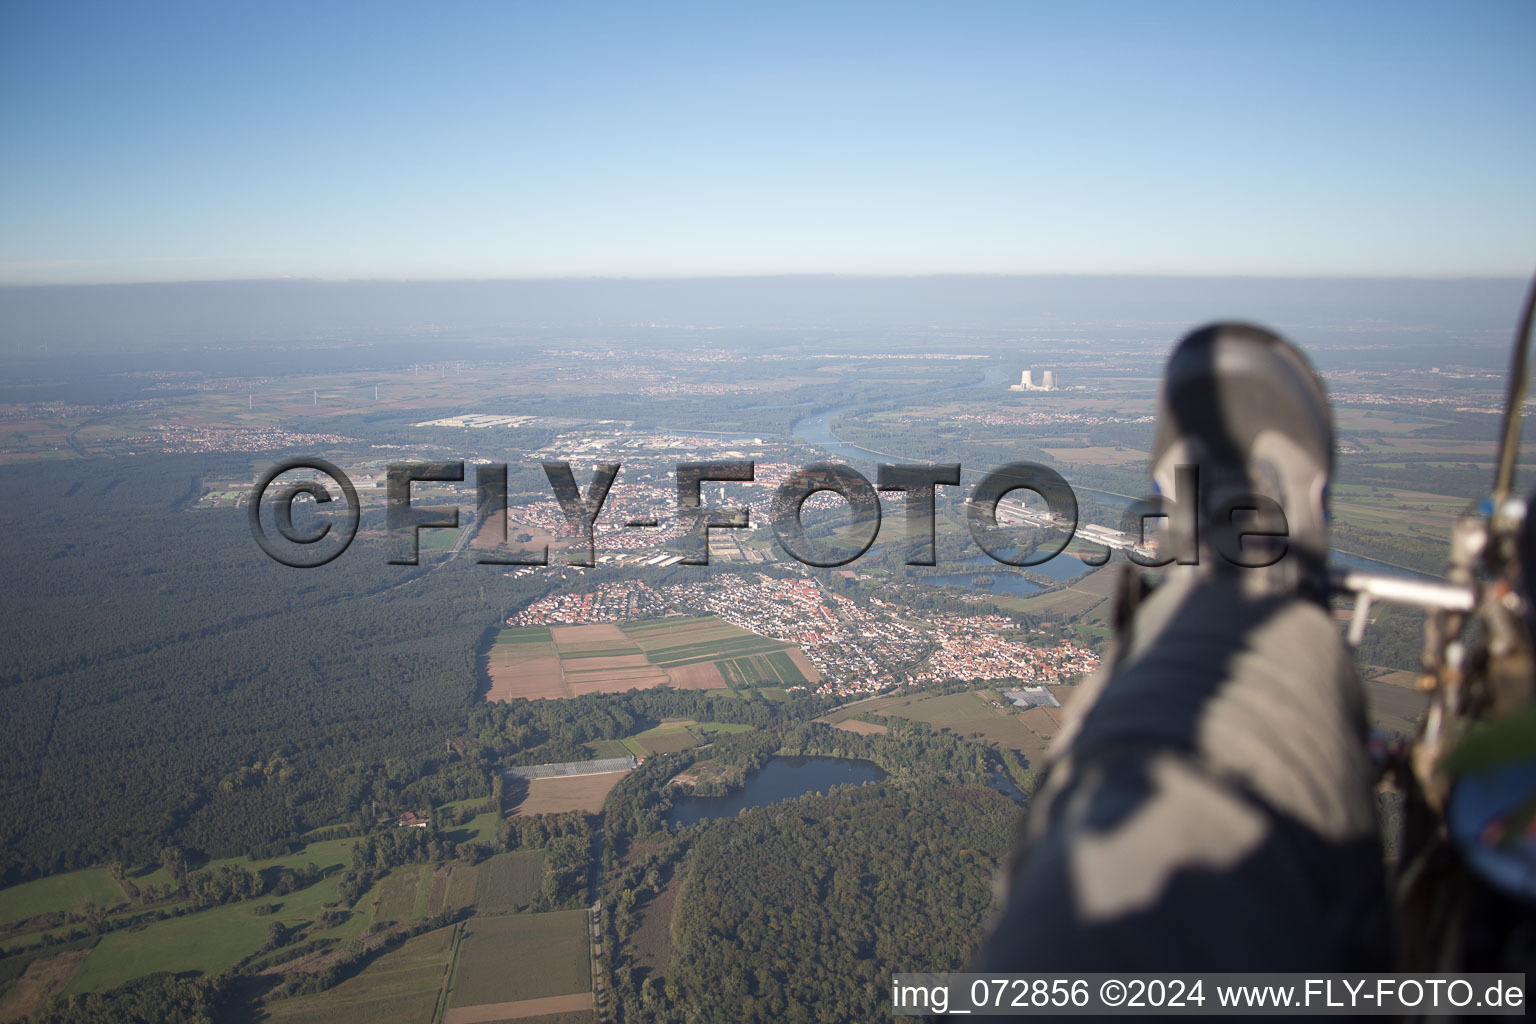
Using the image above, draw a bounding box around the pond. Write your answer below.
[989,773,1028,804]
[915,547,1094,594]
[666,755,886,827]
[957,549,1091,582]
[918,571,1044,597]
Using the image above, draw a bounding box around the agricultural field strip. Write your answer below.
[714,653,806,685]
[474,851,545,915]
[492,628,554,643]
[484,615,819,701]
[497,620,801,672]
[373,865,422,923]
[447,911,590,1008]
[258,926,456,1024]
[442,993,593,1024]
[644,637,798,665]
[506,758,635,779]
[652,632,759,647]
[618,616,716,633]
[626,626,747,647]
[729,655,787,678]
[766,651,800,674]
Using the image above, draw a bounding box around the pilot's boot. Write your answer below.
[1151,321,1334,598]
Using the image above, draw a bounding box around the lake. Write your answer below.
[918,571,1043,597]
[666,755,886,826]
[952,549,1090,582]
[916,547,1094,595]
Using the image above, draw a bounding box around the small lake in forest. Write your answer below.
[665,755,885,826]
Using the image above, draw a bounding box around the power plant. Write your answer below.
[1010,368,1056,392]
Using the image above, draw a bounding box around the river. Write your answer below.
[789,404,1135,506]
[789,405,1442,582]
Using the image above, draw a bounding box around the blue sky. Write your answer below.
[1,1,1532,284]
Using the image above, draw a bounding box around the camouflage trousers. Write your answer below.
[975,572,1393,971]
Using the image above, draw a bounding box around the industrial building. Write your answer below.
[1010,368,1056,391]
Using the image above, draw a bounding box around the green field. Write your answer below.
[629,719,701,755]
[0,835,366,958]
[1330,484,1468,540]
[715,651,809,686]
[492,626,554,644]
[416,526,463,551]
[616,616,816,687]
[440,862,479,914]
[984,566,1117,623]
[824,689,1057,760]
[66,865,369,995]
[474,850,546,915]
[0,868,125,928]
[130,834,360,893]
[437,796,501,845]
[694,721,755,737]
[411,861,436,919]
[622,719,756,756]
[260,923,457,1024]
[1333,408,1456,435]
[372,864,425,926]
[447,911,590,1008]
[443,810,501,846]
[892,691,1012,729]
[584,738,633,759]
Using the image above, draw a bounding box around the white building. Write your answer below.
[1009,368,1056,392]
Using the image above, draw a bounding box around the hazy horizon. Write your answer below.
[1,274,1526,359]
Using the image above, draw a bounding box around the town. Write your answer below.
[503,574,1100,698]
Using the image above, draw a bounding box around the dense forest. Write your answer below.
[29,972,226,1024]
[611,780,1016,1023]
[1355,604,1429,674]
[0,450,834,883]
[589,719,1025,1023]
[0,352,1006,879]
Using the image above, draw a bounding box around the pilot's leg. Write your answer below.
[975,324,1392,970]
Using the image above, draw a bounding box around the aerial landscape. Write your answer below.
[0,277,1524,1022]
[0,2,1532,1022]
